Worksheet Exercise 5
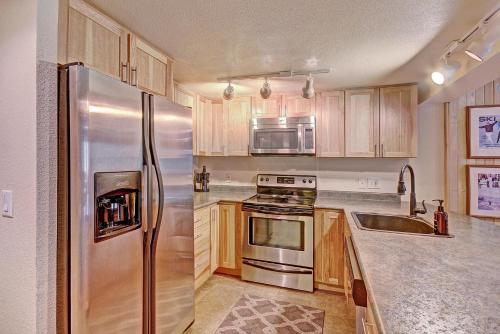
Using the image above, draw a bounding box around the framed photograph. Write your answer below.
[467,105,500,158]
[467,165,500,218]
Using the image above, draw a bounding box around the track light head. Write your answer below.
[302,75,314,99]
[260,79,272,99]
[465,40,493,62]
[431,71,445,85]
[223,82,234,100]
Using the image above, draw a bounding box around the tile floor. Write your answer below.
[185,274,356,334]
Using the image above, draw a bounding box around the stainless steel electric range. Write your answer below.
[241,174,317,292]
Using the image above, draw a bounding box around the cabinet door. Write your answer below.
[210,205,220,274]
[251,96,282,118]
[316,91,345,157]
[379,85,417,157]
[284,95,315,117]
[174,84,195,109]
[314,210,345,287]
[218,204,236,269]
[130,37,174,98]
[345,89,379,157]
[67,0,127,80]
[223,97,251,156]
[211,101,225,156]
[196,97,212,156]
[194,207,211,289]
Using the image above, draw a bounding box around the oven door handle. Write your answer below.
[242,259,313,275]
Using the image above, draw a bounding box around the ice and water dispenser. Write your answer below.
[94,171,141,242]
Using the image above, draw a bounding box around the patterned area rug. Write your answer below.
[215,294,325,334]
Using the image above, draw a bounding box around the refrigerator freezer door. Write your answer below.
[150,95,194,333]
[68,66,144,333]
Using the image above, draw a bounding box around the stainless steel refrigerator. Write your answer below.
[57,64,194,333]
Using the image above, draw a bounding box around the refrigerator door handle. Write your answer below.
[148,94,164,232]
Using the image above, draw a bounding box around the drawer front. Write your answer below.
[194,223,210,254]
[194,249,210,278]
[194,206,211,224]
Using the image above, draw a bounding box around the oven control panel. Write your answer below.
[257,174,316,188]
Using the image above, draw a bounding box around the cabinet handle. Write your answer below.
[381,143,384,157]
[121,62,128,82]
[131,66,137,86]
[374,144,377,157]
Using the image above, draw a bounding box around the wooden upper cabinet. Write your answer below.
[67,0,128,80]
[211,101,225,156]
[223,97,251,156]
[314,210,345,288]
[251,96,283,118]
[196,97,212,156]
[174,83,195,109]
[129,36,174,99]
[345,88,379,157]
[316,91,345,157]
[284,94,315,117]
[379,85,418,157]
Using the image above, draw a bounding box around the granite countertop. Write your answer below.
[193,186,255,210]
[316,196,500,334]
[196,188,500,333]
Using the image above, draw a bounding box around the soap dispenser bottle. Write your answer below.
[432,199,448,235]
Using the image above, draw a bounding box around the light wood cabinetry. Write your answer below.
[211,101,225,156]
[284,94,316,117]
[196,97,212,156]
[67,0,128,80]
[314,209,345,291]
[194,206,211,289]
[217,202,242,275]
[365,294,380,334]
[129,36,174,99]
[174,83,197,154]
[345,88,379,157]
[62,0,174,99]
[316,91,345,157]
[379,85,418,157]
[251,96,283,118]
[223,97,252,156]
[251,95,315,118]
[210,205,220,273]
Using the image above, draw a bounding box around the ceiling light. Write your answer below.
[260,78,272,99]
[465,39,493,62]
[223,82,234,100]
[302,75,314,99]
[431,71,445,85]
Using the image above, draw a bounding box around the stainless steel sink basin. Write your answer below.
[352,212,453,237]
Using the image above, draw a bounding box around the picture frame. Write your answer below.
[467,105,500,158]
[466,165,500,218]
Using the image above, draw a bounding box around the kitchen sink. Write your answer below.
[352,212,453,237]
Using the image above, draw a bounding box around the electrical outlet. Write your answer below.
[358,177,367,189]
[225,174,232,183]
[367,177,381,189]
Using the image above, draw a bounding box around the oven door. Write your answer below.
[242,211,313,268]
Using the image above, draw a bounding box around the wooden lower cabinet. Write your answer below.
[216,202,242,276]
[314,209,345,292]
[365,294,380,334]
[194,206,211,289]
[194,202,241,289]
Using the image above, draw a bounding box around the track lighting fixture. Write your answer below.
[465,39,493,62]
[302,75,315,99]
[217,69,330,99]
[260,78,272,99]
[431,71,445,85]
[223,81,234,100]
[431,56,460,85]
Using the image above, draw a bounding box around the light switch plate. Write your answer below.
[1,190,13,218]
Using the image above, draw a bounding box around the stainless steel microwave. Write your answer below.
[249,116,316,155]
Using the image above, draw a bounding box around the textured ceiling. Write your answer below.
[87,0,499,98]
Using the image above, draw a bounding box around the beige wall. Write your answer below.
[196,102,445,204]
[445,77,500,220]
[0,0,58,333]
